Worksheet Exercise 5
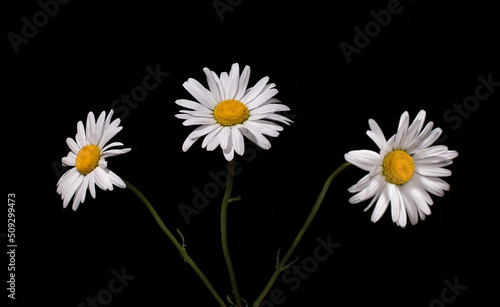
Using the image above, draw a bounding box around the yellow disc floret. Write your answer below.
[214,99,250,126]
[75,145,101,175]
[382,150,415,185]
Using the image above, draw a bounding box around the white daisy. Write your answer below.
[345,110,458,228]
[56,110,131,211]
[175,63,292,161]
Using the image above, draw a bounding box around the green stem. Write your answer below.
[252,162,351,307]
[221,160,243,307]
[123,178,226,307]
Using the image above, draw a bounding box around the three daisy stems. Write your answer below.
[122,178,227,307]
[252,162,351,307]
[123,159,350,307]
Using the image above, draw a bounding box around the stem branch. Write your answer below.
[221,160,243,307]
[123,178,226,307]
[252,162,351,307]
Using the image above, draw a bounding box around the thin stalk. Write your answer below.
[220,160,243,307]
[123,178,226,307]
[252,162,351,307]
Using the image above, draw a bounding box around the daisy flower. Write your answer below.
[345,110,458,228]
[56,110,131,211]
[175,63,292,161]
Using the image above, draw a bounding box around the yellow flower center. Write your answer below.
[75,145,101,175]
[213,99,250,126]
[382,150,415,185]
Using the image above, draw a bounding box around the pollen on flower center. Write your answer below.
[382,150,415,185]
[75,145,101,175]
[213,99,250,126]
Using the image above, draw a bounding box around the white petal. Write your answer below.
[418,208,428,221]
[101,148,131,158]
[394,111,409,149]
[203,68,222,102]
[220,72,229,98]
[232,126,245,156]
[402,110,426,150]
[219,126,231,151]
[388,184,401,223]
[235,65,251,101]
[98,159,108,169]
[98,114,122,148]
[222,129,235,161]
[240,124,272,150]
[177,109,214,118]
[176,99,213,112]
[60,169,82,198]
[250,103,290,115]
[183,78,218,109]
[207,130,223,151]
[108,169,126,189]
[101,142,124,153]
[176,113,195,120]
[227,63,240,99]
[245,87,278,111]
[184,124,220,146]
[415,165,452,177]
[406,122,432,153]
[202,126,223,149]
[75,121,87,148]
[419,175,450,197]
[93,167,112,191]
[86,112,97,144]
[348,173,372,193]
[241,76,270,104]
[57,167,74,191]
[397,111,410,131]
[244,120,281,137]
[371,185,390,223]
[417,128,442,151]
[57,167,79,195]
[73,175,90,211]
[349,175,384,204]
[182,136,197,152]
[409,173,434,206]
[62,174,83,209]
[93,111,107,145]
[223,147,234,161]
[62,155,76,166]
[363,188,382,212]
[182,117,217,126]
[88,172,96,199]
[403,178,432,216]
[344,150,380,172]
[380,135,396,158]
[66,137,80,154]
[396,191,408,228]
[366,119,387,150]
[443,150,459,160]
[412,145,449,160]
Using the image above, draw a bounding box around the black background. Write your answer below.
[4,0,499,306]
